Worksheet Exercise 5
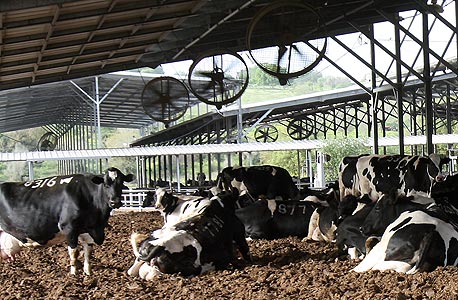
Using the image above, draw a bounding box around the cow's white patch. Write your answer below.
[230,178,248,194]
[0,231,22,260]
[271,168,277,176]
[267,200,277,215]
[209,186,221,196]
[128,259,145,277]
[303,195,329,207]
[306,209,320,240]
[147,230,203,269]
[108,170,117,181]
[352,202,367,215]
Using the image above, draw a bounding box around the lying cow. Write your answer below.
[143,187,211,227]
[216,165,299,204]
[359,191,432,238]
[0,167,134,275]
[235,188,337,240]
[339,154,448,202]
[334,195,374,259]
[127,191,251,280]
[353,206,458,273]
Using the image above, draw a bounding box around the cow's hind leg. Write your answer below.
[79,233,96,275]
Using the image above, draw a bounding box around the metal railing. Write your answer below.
[121,189,154,208]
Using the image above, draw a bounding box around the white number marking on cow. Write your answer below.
[24,176,73,188]
[60,177,73,184]
[289,204,296,216]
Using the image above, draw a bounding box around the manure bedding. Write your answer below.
[1,210,458,300]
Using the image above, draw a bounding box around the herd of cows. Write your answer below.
[0,153,458,281]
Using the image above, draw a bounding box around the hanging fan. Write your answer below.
[141,76,190,127]
[37,132,58,151]
[188,49,249,109]
[246,0,327,85]
[287,117,313,140]
[254,124,278,142]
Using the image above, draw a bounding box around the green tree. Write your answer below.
[320,137,370,181]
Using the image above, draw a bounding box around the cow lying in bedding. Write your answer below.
[353,206,458,273]
[128,191,252,280]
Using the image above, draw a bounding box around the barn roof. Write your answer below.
[0,0,425,91]
[0,0,432,134]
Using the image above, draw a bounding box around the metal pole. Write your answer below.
[395,14,404,155]
[176,155,181,193]
[28,161,34,181]
[369,24,378,154]
[423,12,434,154]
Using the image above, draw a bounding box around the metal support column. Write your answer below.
[369,24,379,153]
[395,14,405,155]
[423,11,434,154]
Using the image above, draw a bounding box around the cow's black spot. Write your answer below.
[447,237,458,265]
[390,216,412,232]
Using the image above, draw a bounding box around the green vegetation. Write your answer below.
[319,137,370,181]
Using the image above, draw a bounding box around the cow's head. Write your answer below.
[359,191,424,237]
[141,191,155,208]
[153,188,178,212]
[92,167,134,209]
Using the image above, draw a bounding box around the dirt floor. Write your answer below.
[1,210,458,300]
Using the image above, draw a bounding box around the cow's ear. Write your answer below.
[124,174,134,183]
[92,176,104,185]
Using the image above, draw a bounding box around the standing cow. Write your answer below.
[339,154,448,202]
[0,167,134,275]
[216,165,299,205]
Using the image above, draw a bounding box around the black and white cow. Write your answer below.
[339,154,448,202]
[353,206,458,273]
[127,191,251,280]
[235,190,337,240]
[143,187,211,227]
[359,191,432,238]
[216,165,300,204]
[0,167,134,275]
[334,195,374,259]
[338,154,369,199]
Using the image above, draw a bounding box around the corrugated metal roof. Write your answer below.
[0,0,423,91]
[2,134,458,162]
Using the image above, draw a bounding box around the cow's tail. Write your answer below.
[130,232,149,258]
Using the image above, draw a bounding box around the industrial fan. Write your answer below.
[246,0,327,85]
[254,124,278,142]
[287,117,313,140]
[141,76,190,127]
[37,132,58,151]
[188,49,249,109]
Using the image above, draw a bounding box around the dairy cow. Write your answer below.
[143,187,211,227]
[334,195,374,259]
[339,154,448,202]
[338,154,369,199]
[127,191,251,280]
[360,191,431,238]
[216,165,300,205]
[235,188,338,240]
[353,206,458,273]
[0,167,134,275]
